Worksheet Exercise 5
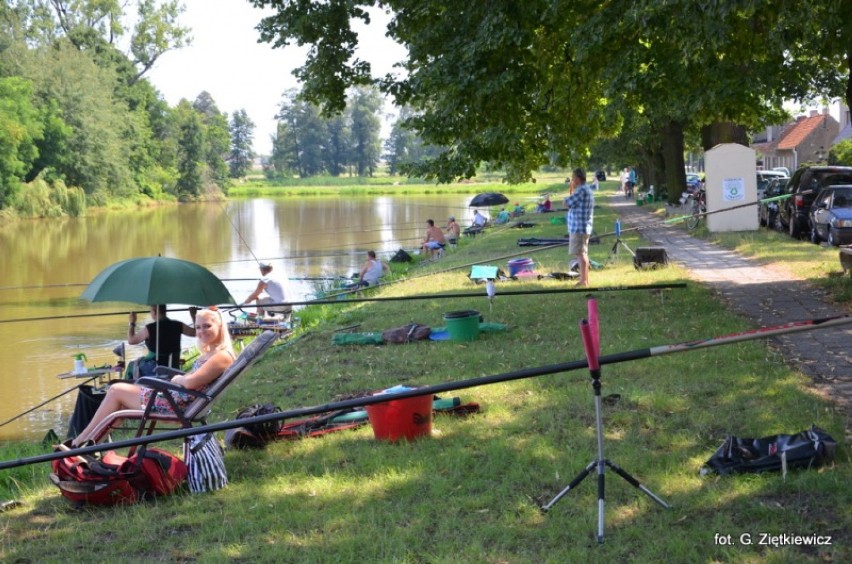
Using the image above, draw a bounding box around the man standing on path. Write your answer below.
[243,263,291,320]
[564,168,595,287]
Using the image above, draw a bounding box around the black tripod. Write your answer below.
[541,315,670,544]
[607,219,635,265]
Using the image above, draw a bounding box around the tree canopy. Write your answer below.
[252,0,850,195]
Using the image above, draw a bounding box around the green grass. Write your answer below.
[227,170,569,199]
[1,187,848,562]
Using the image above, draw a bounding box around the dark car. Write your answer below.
[808,185,852,246]
[778,166,852,238]
[758,176,788,229]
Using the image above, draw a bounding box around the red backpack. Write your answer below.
[50,447,187,506]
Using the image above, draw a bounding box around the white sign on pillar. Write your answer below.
[704,144,758,232]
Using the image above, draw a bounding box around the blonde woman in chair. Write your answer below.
[71,308,234,447]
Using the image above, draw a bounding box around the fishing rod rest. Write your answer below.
[541,315,670,543]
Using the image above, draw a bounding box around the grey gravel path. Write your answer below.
[611,195,851,435]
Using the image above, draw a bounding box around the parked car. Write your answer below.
[772,166,791,177]
[758,176,788,229]
[756,170,788,200]
[808,185,852,246]
[778,166,852,238]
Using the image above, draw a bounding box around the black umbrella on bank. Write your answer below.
[469,192,509,207]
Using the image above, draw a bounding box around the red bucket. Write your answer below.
[366,394,433,441]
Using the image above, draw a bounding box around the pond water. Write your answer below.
[0,195,472,441]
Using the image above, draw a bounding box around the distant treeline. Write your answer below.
[267,86,440,180]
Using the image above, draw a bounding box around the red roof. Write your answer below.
[776,115,826,150]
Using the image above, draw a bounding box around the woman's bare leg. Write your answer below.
[72,382,142,446]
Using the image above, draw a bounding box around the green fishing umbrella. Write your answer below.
[81,256,235,306]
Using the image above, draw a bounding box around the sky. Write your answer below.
[145,0,406,156]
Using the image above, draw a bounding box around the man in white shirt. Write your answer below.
[243,263,291,320]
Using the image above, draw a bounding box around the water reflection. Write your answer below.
[0,195,470,441]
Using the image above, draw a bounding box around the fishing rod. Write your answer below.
[4,312,848,471]
[0,374,100,429]
[400,192,797,281]
[0,277,276,293]
[659,192,792,227]
[286,221,428,238]
[0,284,686,325]
[225,283,688,308]
[205,248,411,267]
[217,200,261,266]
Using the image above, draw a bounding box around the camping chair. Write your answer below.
[85,331,279,452]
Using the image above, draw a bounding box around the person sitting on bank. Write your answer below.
[127,304,197,378]
[472,209,488,228]
[356,250,389,287]
[445,216,461,245]
[243,262,291,320]
[535,195,552,213]
[421,219,448,257]
[512,202,525,217]
[71,308,235,447]
[495,207,511,224]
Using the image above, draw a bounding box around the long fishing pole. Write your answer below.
[230,283,688,308]
[0,284,686,325]
[0,374,99,429]
[286,221,428,238]
[3,313,848,471]
[217,200,261,266]
[659,192,792,227]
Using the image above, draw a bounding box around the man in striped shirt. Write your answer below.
[564,168,595,287]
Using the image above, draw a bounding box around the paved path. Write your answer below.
[610,195,852,436]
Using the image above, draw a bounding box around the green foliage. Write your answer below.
[253,0,851,187]
[229,108,255,179]
[348,86,382,176]
[0,76,43,207]
[384,106,442,175]
[174,101,205,200]
[0,1,201,214]
[830,139,852,165]
[11,175,85,217]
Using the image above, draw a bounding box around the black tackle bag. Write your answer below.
[700,425,836,476]
[66,385,106,440]
[390,249,413,263]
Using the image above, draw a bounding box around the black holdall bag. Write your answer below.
[700,425,837,476]
[224,403,282,449]
[390,249,413,263]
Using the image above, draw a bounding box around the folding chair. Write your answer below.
[86,331,279,451]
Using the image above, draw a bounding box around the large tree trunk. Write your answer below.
[661,120,687,204]
[701,121,749,151]
[846,53,851,120]
[641,144,665,195]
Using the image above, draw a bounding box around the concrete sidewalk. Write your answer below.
[610,194,851,433]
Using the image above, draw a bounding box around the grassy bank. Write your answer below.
[1,187,848,562]
[227,172,570,199]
